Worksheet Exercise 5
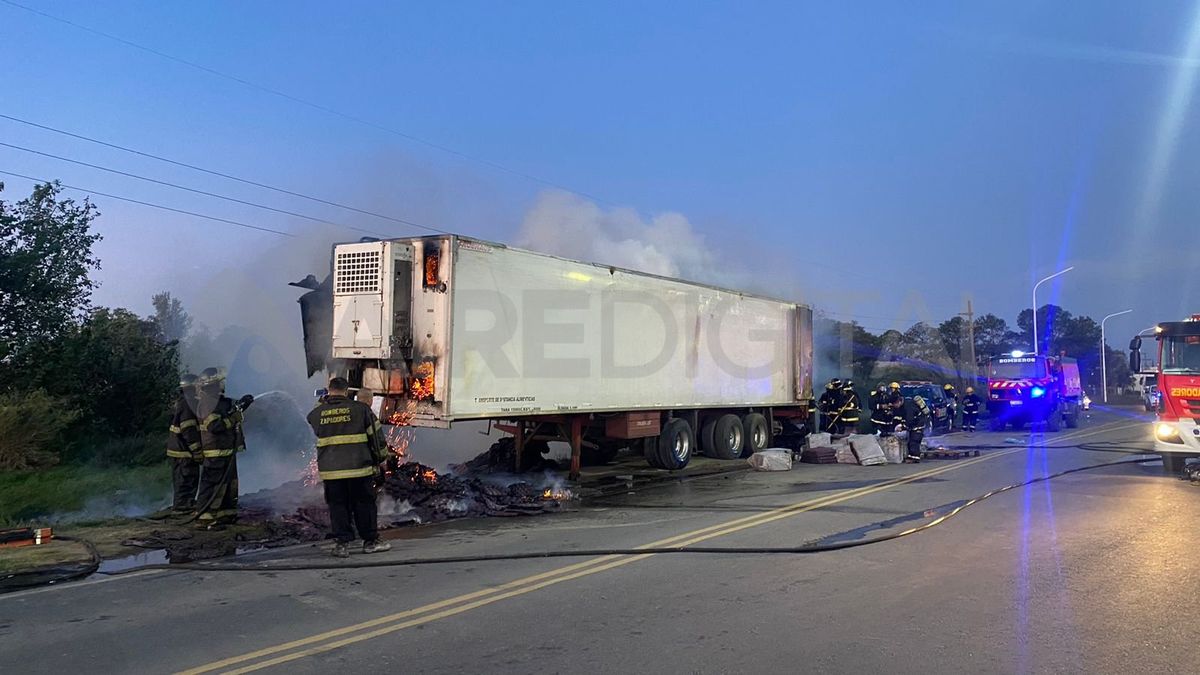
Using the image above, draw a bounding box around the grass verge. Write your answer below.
[0,465,170,526]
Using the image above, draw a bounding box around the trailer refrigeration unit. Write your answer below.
[296,235,815,478]
[1129,315,1200,473]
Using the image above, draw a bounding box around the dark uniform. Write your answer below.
[166,377,202,513]
[943,385,959,430]
[306,393,386,547]
[818,381,842,434]
[838,382,861,435]
[901,395,931,461]
[869,385,893,436]
[195,375,246,526]
[961,390,983,432]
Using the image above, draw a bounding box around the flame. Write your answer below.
[387,400,418,464]
[420,468,438,484]
[424,252,440,287]
[542,486,572,501]
[409,362,435,401]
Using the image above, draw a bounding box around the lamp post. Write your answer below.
[1032,266,1075,355]
[1100,309,1133,403]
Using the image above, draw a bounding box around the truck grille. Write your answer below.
[335,249,381,294]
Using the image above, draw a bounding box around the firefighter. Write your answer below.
[194,368,253,529]
[818,379,842,433]
[943,383,959,430]
[886,382,905,431]
[961,386,983,432]
[870,382,893,436]
[839,380,861,434]
[900,393,931,462]
[307,377,391,558]
[166,373,202,514]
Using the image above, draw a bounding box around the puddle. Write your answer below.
[96,549,169,573]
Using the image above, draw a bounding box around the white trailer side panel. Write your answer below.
[445,240,803,419]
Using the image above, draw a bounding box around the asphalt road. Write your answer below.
[2,408,1196,674]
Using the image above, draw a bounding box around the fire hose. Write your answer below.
[90,449,1161,576]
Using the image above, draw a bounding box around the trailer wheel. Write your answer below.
[705,414,745,460]
[1045,408,1061,432]
[740,413,770,457]
[657,418,694,470]
[641,436,664,469]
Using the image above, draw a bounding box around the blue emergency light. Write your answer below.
[1030,386,1046,398]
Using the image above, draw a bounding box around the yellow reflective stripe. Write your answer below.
[166,449,193,458]
[315,433,369,447]
[318,467,376,480]
[188,442,201,452]
[202,448,236,458]
[169,425,182,433]
[178,419,198,430]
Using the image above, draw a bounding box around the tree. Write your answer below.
[937,316,965,364]
[973,313,1016,361]
[22,308,179,441]
[0,181,102,364]
[152,291,192,343]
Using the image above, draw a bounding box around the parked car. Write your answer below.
[899,382,952,433]
[1143,385,1162,412]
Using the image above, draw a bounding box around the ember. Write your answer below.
[382,462,572,523]
[409,362,435,401]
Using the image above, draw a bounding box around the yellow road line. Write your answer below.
[189,444,1038,675]
[193,418,1129,673]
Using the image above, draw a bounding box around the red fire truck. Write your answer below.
[1130,315,1200,473]
[985,351,1084,432]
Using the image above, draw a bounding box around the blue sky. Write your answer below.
[1,0,1198,343]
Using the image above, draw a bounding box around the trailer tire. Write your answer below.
[641,436,664,469]
[1064,404,1080,429]
[700,417,718,457]
[1045,408,1061,432]
[740,413,770,457]
[706,414,745,460]
[657,418,694,470]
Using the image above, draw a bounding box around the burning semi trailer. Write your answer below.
[294,235,815,481]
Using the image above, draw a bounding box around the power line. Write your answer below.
[0,140,394,238]
[1,0,613,206]
[0,169,294,237]
[0,113,449,236]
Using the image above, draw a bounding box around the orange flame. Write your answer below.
[424,252,440,287]
[409,362,435,401]
[420,468,438,484]
[542,487,572,501]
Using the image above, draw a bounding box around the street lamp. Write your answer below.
[1032,266,1075,355]
[1100,309,1133,403]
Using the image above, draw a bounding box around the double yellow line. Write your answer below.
[184,421,1126,674]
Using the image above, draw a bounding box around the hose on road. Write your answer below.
[96,453,1160,576]
[0,535,102,592]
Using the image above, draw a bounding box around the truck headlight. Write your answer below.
[1155,422,1184,444]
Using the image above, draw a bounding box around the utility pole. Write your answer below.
[958,299,977,386]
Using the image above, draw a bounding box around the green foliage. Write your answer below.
[0,390,80,471]
[152,291,192,343]
[17,308,180,456]
[85,433,167,468]
[0,464,169,526]
[0,181,102,364]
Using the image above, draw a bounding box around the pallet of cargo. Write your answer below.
[920,448,981,460]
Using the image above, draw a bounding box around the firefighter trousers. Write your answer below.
[171,458,201,511]
[323,475,379,544]
[196,455,239,522]
[963,411,979,431]
[907,429,925,459]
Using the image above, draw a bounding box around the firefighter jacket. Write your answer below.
[818,389,841,415]
[198,394,245,458]
[306,394,385,481]
[166,396,202,460]
[901,396,931,430]
[869,391,892,424]
[839,388,861,423]
[962,393,983,414]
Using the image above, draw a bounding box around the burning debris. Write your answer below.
[381,462,572,524]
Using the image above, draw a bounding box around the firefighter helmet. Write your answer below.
[843,380,854,389]
[943,383,954,390]
[889,382,900,389]
[830,378,842,389]
[198,367,226,386]
[179,373,199,388]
